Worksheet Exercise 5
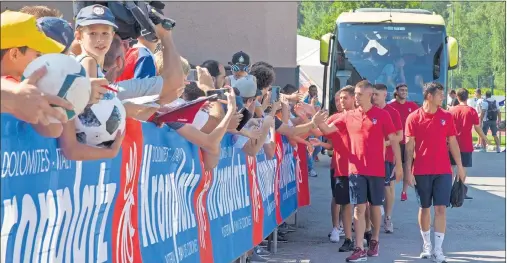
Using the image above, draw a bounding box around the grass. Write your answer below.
[472,131,506,146]
[471,109,507,146]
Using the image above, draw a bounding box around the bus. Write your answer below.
[319,8,459,113]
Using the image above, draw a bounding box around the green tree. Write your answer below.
[298,1,423,39]
[298,0,506,94]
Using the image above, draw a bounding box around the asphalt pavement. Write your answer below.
[264,151,506,263]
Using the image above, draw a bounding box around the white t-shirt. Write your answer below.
[480,98,500,121]
[192,110,209,130]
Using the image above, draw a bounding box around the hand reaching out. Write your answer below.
[309,138,322,147]
[3,66,74,125]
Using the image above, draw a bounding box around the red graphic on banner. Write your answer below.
[295,143,311,207]
[274,133,284,225]
[246,155,264,245]
[194,150,215,263]
[113,118,143,263]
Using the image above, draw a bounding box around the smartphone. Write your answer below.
[187,69,198,81]
[206,88,228,101]
[236,108,253,131]
[270,86,281,104]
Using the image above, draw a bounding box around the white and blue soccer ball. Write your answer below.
[74,92,126,147]
[22,53,91,123]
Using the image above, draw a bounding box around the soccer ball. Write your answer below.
[74,92,126,147]
[22,53,91,123]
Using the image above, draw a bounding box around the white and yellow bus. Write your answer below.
[319,8,459,112]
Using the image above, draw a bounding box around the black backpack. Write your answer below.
[450,178,466,208]
[486,100,498,121]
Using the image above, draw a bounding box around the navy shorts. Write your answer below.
[449,152,472,167]
[384,162,395,186]
[414,174,452,208]
[330,169,336,195]
[349,174,385,206]
[482,120,498,136]
[333,176,350,205]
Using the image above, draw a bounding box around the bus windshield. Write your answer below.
[332,23,447,105]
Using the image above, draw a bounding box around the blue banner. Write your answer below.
[0,114,301,263]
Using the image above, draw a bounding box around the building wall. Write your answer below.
[1,1,298,86]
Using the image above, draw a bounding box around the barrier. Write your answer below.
[0,114,310,263]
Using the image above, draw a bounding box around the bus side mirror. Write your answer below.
[320,33,334,66]
[447,36,459,70]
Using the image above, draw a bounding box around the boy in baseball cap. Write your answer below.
[225,51,251,87]
[0,11,64,80]
[74,4,118,78]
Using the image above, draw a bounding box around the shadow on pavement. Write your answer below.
[262,152,506,263]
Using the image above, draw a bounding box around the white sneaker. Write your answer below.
[420,243,432,259]
[384,216,394,233]
[338,227,345,237]
[329,228,340,243]
[432,249,447,263]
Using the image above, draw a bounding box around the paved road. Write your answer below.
[265,152,506,263]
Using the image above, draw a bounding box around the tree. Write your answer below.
[298,0,506,94]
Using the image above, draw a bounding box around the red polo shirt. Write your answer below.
[449,105,479,153]
[325,112,350,177]
[382,104,403,163]
[406,107,457,175]
[390,100,419,144]
[333,106,396,177]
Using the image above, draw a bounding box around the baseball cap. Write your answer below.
[231,51,250,65]
[234,75,260,98]
[75,4,118,30]
[1,11,64,54]
[37,17,75,54]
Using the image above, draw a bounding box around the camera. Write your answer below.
[73,1,175,42]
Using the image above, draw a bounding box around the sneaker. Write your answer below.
[363,231,372,247]
[366,240,379,257]
[279,222,296,232]
[431,249,447,263]
[339,238,355,252]
[254,246,270,256]
[276,235,288,243]
[346,247,367,262]
[401,191,408,201]
[338,227,346,237]
[497,146,501,153]
[420,243,432,259]
[384,216,394,233]
[248,251,268,263]
[310,170,318,177]
[329,227,341,243]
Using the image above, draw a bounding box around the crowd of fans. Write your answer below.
[0,5,326,262]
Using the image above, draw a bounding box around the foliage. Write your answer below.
[298,1,506,94]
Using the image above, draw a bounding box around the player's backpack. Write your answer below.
[486,99,498,121]
[450,178,466,208]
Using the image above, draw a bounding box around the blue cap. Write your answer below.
[37,17,75,53]
[75,4,117,30]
